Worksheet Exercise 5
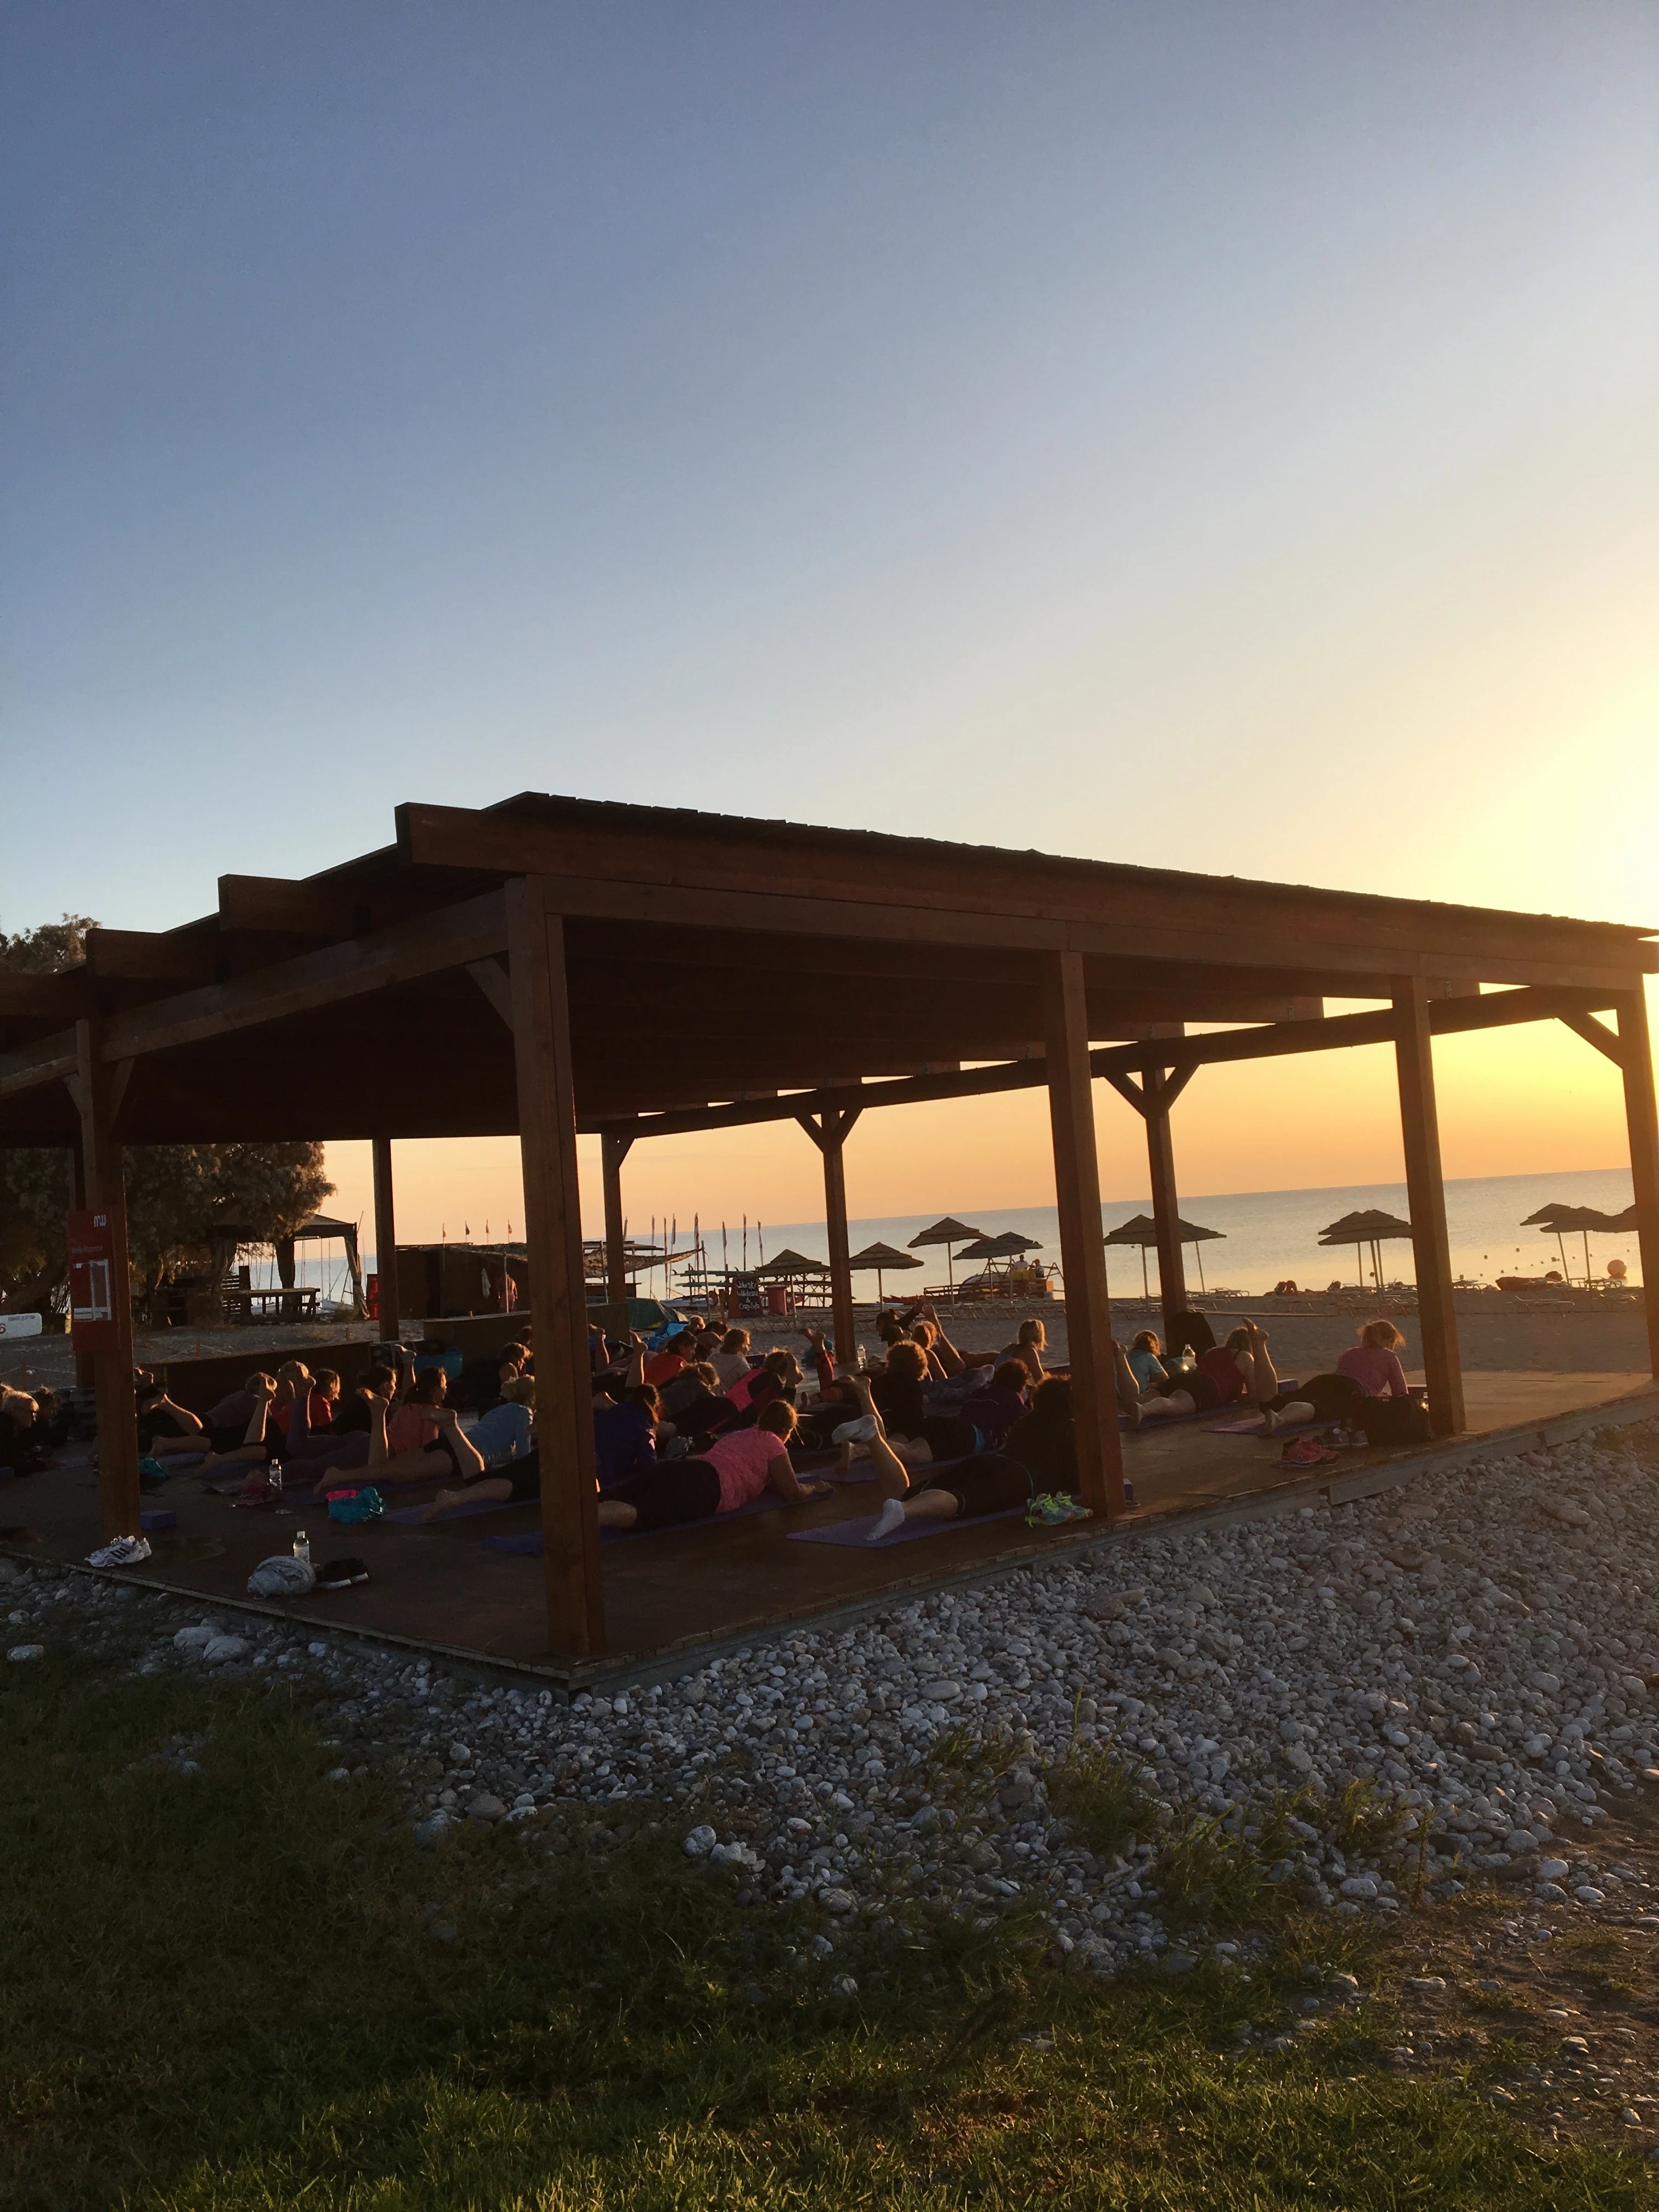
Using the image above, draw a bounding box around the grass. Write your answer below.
[2,1629,1654,2211]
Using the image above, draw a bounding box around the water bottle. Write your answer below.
[292,1529,311,1564]
[267,1458,284,1500]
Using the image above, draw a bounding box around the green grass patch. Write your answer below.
[1,1628,1652,2210]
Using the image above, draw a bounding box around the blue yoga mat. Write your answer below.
[484,1488,800,1555]
[387,1493,521,1526]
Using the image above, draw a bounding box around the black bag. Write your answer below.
[1356,1395,1432,1448]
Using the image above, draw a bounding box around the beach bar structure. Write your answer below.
[1,793,1656,1661]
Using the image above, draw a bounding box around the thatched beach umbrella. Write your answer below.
[1103,1212,1226,1298]
[848,1241,922,1303]
[1318,1208,1413,1294]
[1523,1204,1621,1286]
[907,1216,988,1296]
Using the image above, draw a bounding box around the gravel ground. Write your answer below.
[9,1417,1659,1991]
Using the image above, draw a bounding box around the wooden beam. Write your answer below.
[74,1019,141,1542]
[83,927,219,985]
[0,972,86,1019]
[1615,988,1659,1380]
[1559,1009,1625,1065]
[400,798,1658,976]
[1100,1070,1147,1118]
[601,1131,631,1305]
[371,1137,400,1339]
[1144,1058,1188,1335]
[1393,981,1465,1436]
[799,1107,861,1362]
[217,873,370,937]
[1043,951,1123,1523]
[467,957,516,1030]
[507,879,605,1659]
[582,984,1627,1142]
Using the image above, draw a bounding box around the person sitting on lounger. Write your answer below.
[595,1400,831,1534]
[837,1375,1039,1544]
[1113,1321,1285,1426]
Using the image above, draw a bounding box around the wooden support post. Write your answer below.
[1615,986,1659,1379]
[1392,981,1465,1436]
[371,1136,400,1340]
[508,878,605,1659]
[1144,1065,1189,1338]
[798,1107,861,1364]
[69,1132,95,1392]
[1043,951,1124,1522]
[601,1131,632,1307]
[72,1020,140,1541]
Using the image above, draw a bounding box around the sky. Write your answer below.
[3,3,1656,1242]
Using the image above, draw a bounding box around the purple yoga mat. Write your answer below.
[788,1505,1026,1549]
[1205,1412,1324,1437]
[387,1493,519,1526]
[484,1488,798,1555]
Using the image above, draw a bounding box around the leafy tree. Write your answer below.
[0,918,332,1318]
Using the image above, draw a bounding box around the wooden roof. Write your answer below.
[1,792,1652,1147]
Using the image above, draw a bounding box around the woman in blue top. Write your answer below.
[1125,1330,1170,1390]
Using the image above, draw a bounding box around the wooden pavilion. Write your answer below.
[2,792,1655,1661]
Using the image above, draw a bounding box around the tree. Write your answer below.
[0,918,334,1318]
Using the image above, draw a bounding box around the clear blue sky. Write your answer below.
[4,1,1655,947]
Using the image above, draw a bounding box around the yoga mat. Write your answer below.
[1205,1412,1325,1437]
[485,1488,800,1554]
[788,1505,1026,1549]
[387,1493,522,1526]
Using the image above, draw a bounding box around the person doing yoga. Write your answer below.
[840,1375,1045,1544]
[1255,1318,1414,1437]
[1112,1321,1285,1426]
[595,1400,832,1533]
[1000,1318,1048,1384]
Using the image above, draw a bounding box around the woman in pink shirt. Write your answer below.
[596,1401,831,1533]
[1336,1321,1410,1399]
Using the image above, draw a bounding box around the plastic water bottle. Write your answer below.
[292,1529,310,1564]
[267,1459,284,1500]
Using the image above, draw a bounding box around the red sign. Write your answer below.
[67,1209,120,1348]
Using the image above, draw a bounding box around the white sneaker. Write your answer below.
[87,1534,152,1568]
[865,1497,907,1544]
[832,1414,878,1446]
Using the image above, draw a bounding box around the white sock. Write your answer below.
[866,1497,907,1544]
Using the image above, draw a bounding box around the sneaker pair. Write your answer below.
[315,1556,369,1590]
[1026,1492,1092,1526]
[1279,1435,1339,1468]
[87,1533,152,1568]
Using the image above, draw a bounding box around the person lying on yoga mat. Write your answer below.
[595,1400,832,1533]
[593,1382,662,1488]
[833,1354,1029,1471]
[1112,1322,1286,1426]
[838,1376,1038,1545]
[400,1378,539,1517]
[1000,1318,1048,1385]
[721,1347,803,1426]
[1005,1375,1079,1492]
[311,1372,487,1489]
[1124,1330,1169,1390]
[811,1338,929,1451]
[913,1304,968,1378]
[708,1327,753,1388]
[1256,1318,1414,1438]
[135,1377,205,1453]
[656,1361,734,1451]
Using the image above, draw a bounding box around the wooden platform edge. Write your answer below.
[10,1386,1658,1702]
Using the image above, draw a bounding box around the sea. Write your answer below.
[654,1167,1643,1299]
[261,1166,1643,1305]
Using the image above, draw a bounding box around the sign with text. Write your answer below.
[67,1209,119,1348]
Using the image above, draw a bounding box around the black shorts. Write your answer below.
[1155,1370,1220,1413]
[605,1458,723,1532]
[467,1448,540,1502]
[919,1413,979,1461]
[922,1451,1032,1519]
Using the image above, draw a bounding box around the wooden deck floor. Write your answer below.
[6,1371,1655,1689]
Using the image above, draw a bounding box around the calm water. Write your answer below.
[268,1167,1641,1304]
[664,1169,1642,1298]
